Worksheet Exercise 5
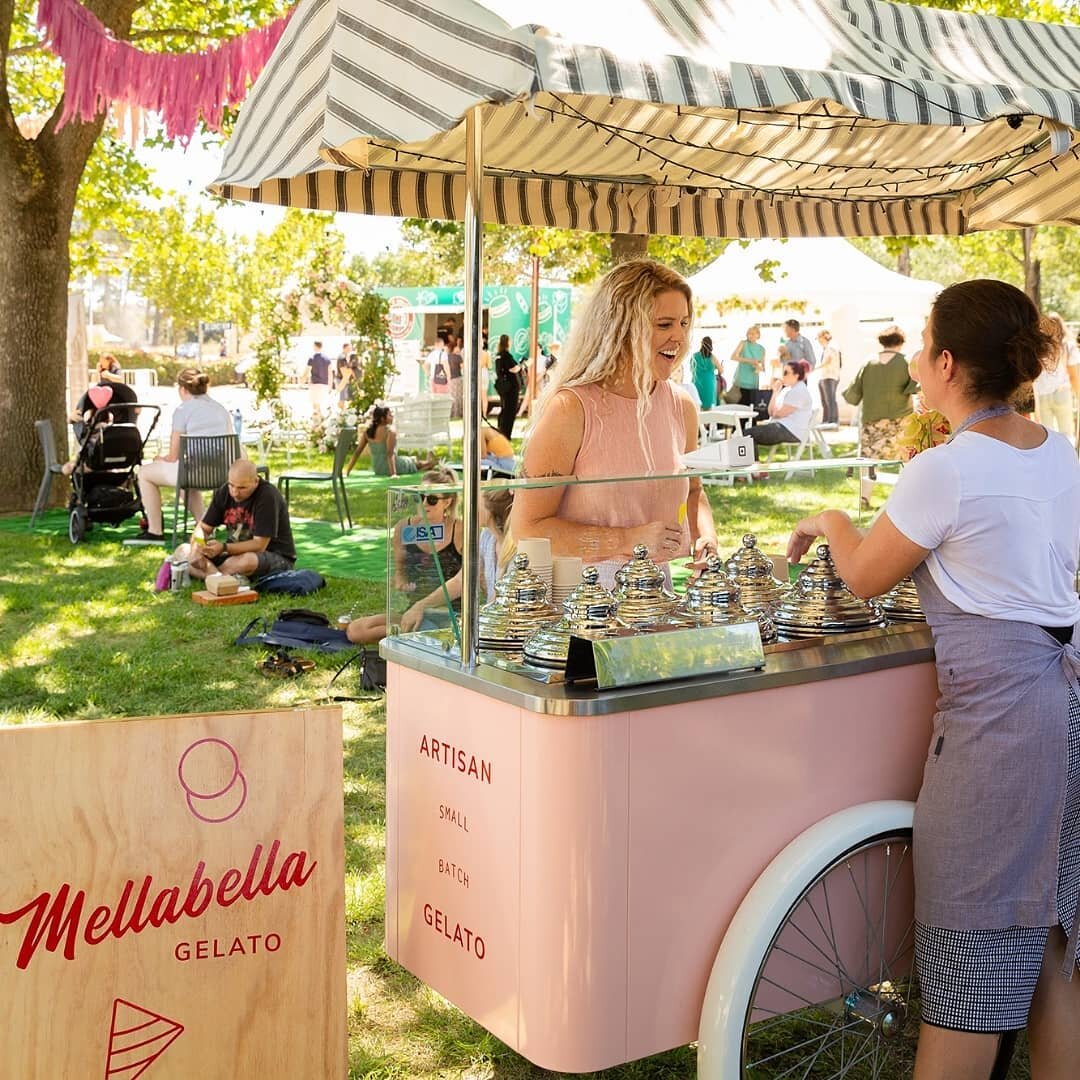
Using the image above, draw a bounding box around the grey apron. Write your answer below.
[912,562,1080,974]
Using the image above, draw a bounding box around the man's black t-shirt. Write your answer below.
[202,479,296,562]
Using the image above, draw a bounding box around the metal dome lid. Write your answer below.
[523,566,620,669]
[678,556,745,623]
[725,532,788,612]
[876,575,925,622]
[613,544,678,626]
[478,552,559,650]
[772,544,887,638]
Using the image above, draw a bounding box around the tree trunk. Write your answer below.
[1021,227,1042,308]
[610,232,649,263]
[0,0,140,512]
[896,245,912,277]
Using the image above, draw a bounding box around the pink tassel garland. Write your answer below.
[36,0,295,142]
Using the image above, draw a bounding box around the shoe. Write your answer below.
[124,530,166,546]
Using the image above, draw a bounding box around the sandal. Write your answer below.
[257,650,316,679]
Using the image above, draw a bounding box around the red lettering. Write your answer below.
[240,843,264,900]
[423,903,433,927]
[475,935,486,959]
[216,868,242,907]
[195,939,208,959]
[255,840,281,897]
[175,941,191,961]
[148,886,181,927]
[419,735,429,756]
[84,904,111,945]
[247,934,261,952]
[0,841,315,971]
[453,923,464,947]
[265,933,281,952]
[212,938,226,958]
[228,936,245,956]
[0,886,85,969]
[481,760,492,785]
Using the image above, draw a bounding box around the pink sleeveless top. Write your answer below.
[558,382,690,583]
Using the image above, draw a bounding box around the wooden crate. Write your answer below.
[0,707,346,1078]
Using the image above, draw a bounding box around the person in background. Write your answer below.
[494,334,521,439]
[479,486,514,602]
[73,355,138,427]
[1035,314,1075,440]
[782,318,817,369]
[187,459,296,583]
[428,330,450,396]
[843,325,919,508]
[346,468,463,644]
[480,423,516,475]
[817,329,842,424]
[479,334,491,417]
[787,279,1080,1080]
[305,341,331,423]
[511,258,717,589]
[746,359,813,467]
[345,404,435,477]
[690,336,721,410]
[447,332,464,418]
[130,367,233,544]
[335,353,356,407]
[729,325,765,406]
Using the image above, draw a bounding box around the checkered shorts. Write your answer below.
[915,686,1080,1033]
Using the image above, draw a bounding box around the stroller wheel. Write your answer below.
[68,507,87,544]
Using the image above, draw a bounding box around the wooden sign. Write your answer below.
[0,707,346,1078]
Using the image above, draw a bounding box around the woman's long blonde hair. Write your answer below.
[533,259,693,462]
[1044,312,1068,373]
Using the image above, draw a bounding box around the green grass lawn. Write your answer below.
[0,446,1032,1079]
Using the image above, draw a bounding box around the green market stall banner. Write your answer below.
[377,285,571,376]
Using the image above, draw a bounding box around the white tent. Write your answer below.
[687,238,941,387]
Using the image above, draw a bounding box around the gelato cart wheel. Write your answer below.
[698,801,921,1079]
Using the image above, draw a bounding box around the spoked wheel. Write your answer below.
[68,506,87,544]
[742,830,919,1079]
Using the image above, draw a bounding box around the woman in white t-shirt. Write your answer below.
[787,280,1080,1079]
[746,359,813,461]
[1035,313,1075,439]
[132,368,233,543]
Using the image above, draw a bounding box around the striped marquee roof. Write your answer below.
[212,0,1080,238]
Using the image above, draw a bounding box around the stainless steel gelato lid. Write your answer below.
[772,544,887,638]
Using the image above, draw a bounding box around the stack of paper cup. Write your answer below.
[516,537,553,600]
[551,555,583,610]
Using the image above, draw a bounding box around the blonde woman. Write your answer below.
[1035,314,1075,439]
[817,329,842,424]
[511,259,717,587]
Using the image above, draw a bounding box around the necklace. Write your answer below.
[948,403,1012,442]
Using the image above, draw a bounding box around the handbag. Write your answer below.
[432,350,449,385]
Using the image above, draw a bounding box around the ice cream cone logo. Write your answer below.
[104,998,183,1079]
[177,738,248,824]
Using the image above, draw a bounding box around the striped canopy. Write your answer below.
[211,0,1080,238]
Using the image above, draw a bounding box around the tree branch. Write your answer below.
[0,0,15,127]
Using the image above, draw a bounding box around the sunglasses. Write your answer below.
[422,494,446,506]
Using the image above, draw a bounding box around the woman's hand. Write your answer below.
[627,520,683,558]
[688,535,719,573]
[400,602,425,632]
[787,515,823,565]
[394,575,416,593]
[203,539,225,559]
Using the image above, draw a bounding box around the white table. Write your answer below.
[698,404,757,441]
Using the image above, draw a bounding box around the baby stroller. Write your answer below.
[67,403,161,544]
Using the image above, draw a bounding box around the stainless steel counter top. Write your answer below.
[381,623,935,716]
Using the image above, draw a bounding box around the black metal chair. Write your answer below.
[31,419,66,529]
[279,427,356,532]
[171,433,242,547]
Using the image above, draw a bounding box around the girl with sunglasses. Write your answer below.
[346,469,464,644]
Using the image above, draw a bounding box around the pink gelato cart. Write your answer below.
[383,623,937,1077]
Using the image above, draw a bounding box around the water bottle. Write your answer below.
[232,408,243,437]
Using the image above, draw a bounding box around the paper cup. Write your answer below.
[516,537,552,569]
[552,555,583,586]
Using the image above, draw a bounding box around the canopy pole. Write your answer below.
[460,106,484,669]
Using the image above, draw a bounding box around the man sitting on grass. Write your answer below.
[187,460,296,583]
